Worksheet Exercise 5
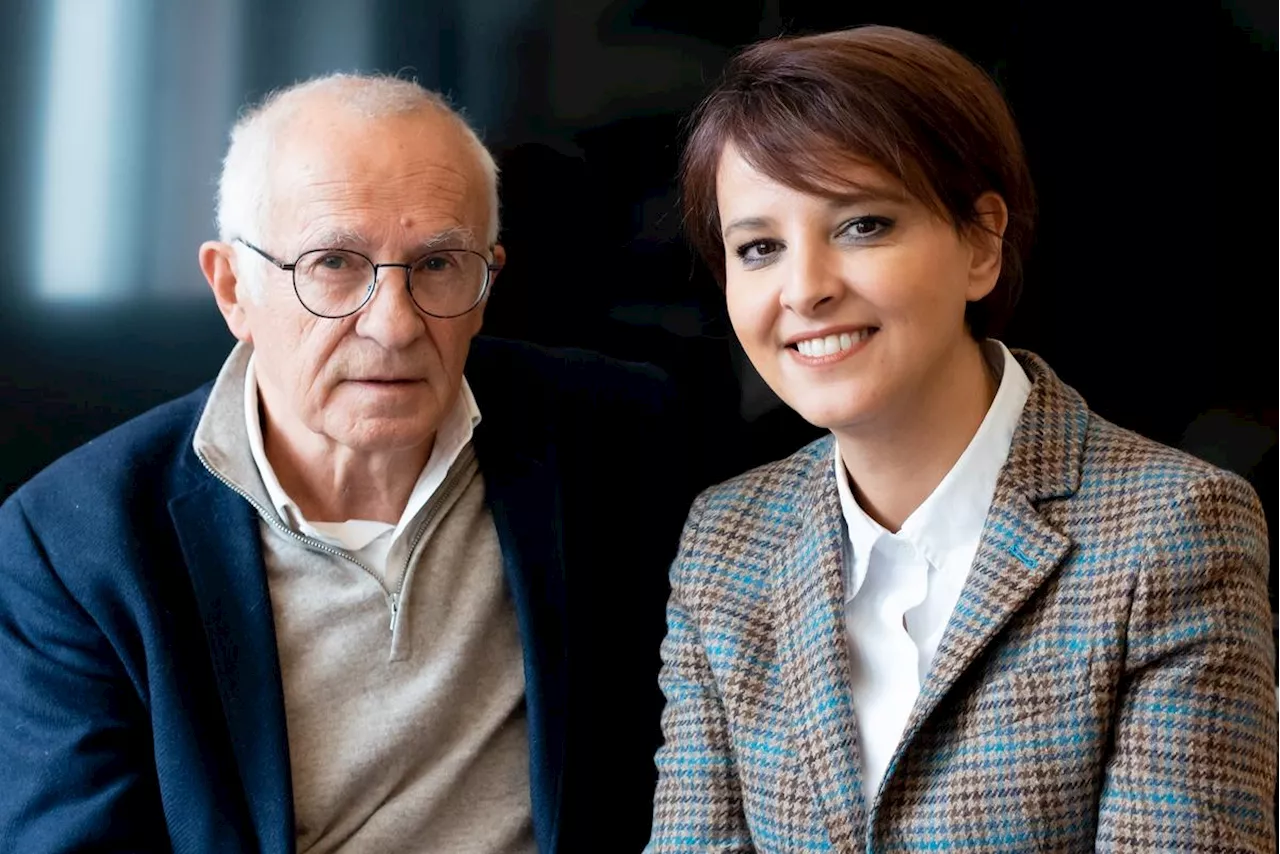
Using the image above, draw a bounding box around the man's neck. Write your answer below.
[263,423,434,525]
[835,339,998,533]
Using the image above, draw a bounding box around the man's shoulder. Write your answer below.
[12,384,213,517]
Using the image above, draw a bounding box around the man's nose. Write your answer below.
[354,265,424,346]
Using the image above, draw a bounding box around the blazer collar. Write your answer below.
[772,437,868,850]
[881,350,1085,803]
[992,349,1088,503]
[161,356,296,852]
[774,351,1088,844]
[468,350,567,854]
[169,462,297,854]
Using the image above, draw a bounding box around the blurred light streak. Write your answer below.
[34,0,142,300]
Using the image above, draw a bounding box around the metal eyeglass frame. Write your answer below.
[233,237,501,319]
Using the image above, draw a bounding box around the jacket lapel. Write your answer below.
[774,441,866,851]
[886,351,1086,785]
[473,425,567,854]
[169,473,295,854]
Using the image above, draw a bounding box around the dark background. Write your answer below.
[1,0,1275,614]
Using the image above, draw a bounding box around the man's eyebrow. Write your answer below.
[302,226,365,250]
[299,225,480,254]
[416,227,477,252]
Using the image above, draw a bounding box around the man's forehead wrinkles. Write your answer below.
[269,135,489,254]
[289,169,471,206]
[292,222,478,255]
[405,161,469,179]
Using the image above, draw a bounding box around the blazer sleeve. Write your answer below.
[647,494,755,853]
[1096,472,1277,852]
[0,495,161,852]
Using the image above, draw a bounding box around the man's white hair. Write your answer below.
[215,73,500,291]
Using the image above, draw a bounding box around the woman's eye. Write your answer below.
[840,216,892,239]
[735,239,782,266]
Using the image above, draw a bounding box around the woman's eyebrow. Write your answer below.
[722,216,772,239]
[824,187,901,208]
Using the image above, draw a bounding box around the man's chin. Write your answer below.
[325,413,442,455]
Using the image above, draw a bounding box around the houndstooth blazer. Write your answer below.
[647,351,1276,853]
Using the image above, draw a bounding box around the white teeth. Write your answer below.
[795,328,872,357]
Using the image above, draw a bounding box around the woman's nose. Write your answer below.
[779,244,844,315]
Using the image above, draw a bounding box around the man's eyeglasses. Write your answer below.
[234,238,500,319]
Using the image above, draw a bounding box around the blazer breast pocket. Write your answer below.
[949,653,1102,740]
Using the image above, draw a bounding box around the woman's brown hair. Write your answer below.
[681,26,1034,339]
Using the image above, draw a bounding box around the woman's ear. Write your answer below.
[964,192,1009,302]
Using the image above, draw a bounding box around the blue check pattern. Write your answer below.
[648,351,1276,853]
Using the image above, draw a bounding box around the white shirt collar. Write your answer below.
[243,351,482,553]
[835,340,1032,599]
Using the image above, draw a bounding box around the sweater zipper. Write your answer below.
[195,450,391,614]
[387,444,476,635]
[197,444,477,636]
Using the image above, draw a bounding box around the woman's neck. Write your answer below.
[835,339,998,532]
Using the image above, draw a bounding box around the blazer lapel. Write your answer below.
[774,443,866,851]
[169,474,295,854]
[473,424,567,854]
[886,351,1086,783]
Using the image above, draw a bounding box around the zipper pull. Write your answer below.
[388,593,400,634]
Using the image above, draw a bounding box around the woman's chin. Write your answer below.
[790,397,879,434]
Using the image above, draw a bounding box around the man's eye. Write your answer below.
[419,255,454,272]
[735,239,782,265]
[317,253,349,270]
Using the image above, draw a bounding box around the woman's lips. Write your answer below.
[786,327,878,365]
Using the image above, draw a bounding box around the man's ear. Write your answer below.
[964,192,1009,303]
[489,244,506,290]
[467,243,505,334]
[199,241,253,343]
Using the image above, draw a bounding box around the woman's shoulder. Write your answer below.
[1081,408,1258,501]
[693,433,835,517]
[1013,349,1259,509]
[1074,411,1266,559]
[672,435,834,602]
[674,435,835,570]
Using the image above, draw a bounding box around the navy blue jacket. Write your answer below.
[0,337,693,853]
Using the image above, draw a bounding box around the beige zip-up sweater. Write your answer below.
[193,345,534,853]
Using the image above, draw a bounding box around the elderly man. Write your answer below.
[0,75,691,852]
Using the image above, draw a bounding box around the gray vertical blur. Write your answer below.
[12,0,559,303]
[24,0,369,301]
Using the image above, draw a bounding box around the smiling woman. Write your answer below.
[647,25,1276,853]
[714,148,1009,497]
